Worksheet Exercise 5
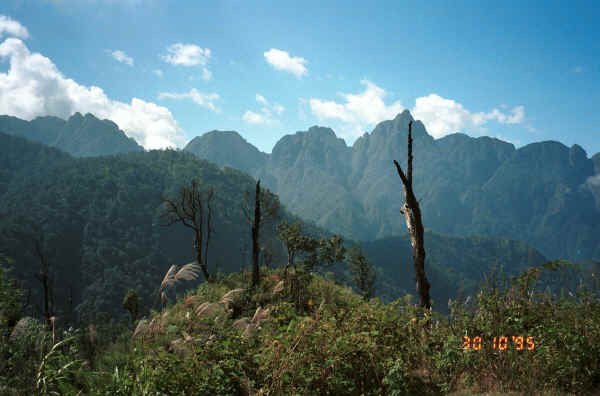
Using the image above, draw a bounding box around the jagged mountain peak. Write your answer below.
[306,125,337,138]
[183,129,267,175]
[0,113,143,157]
[187,130,248,144]
[394,109,414,121]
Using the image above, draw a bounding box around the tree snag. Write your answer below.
[161,179,215,282]
[251,180,261,287]
[32,233,55,328]
[393,120,432,311]
[242,180,280,288]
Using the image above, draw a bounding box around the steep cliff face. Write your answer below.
[182,111,600,261]
[184,130,268,176]
[0,113,143,157]
[471,141,599,259]
[265,126,359,237]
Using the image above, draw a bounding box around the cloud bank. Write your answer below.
[0,29,185,149]
[0,15,29,39]
[309,80,526,141]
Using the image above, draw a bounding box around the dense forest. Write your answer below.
[1,128,599,395]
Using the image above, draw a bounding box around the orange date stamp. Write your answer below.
[462,336,535,351]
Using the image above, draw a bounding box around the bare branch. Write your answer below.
[407,120,413,186]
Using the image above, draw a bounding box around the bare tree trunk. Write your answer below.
[204,187,214,281]
[394,120,432,311]
[251,180,261,287]
[33,237,54,328]
[162,180,214,282]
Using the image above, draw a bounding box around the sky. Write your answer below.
[0,0,599,156]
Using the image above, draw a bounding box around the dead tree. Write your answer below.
[393,120,432,311]
[242,180,280,287]
[32,233,55,328]
[161,179,215,282]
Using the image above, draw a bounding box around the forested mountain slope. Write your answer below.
[0,133,290,322]
[0,112,143,157]
[185,110,600,261]
[0,132,556,321]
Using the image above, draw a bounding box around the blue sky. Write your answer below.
[0,0,598,156]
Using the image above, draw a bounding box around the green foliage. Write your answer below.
[123,289,140,323]
[36,335,82,396]
[1,264,598,395]
[0,257,23,328]
[0,140,306,322]
[347,244,376,300]
[382,357,409,396]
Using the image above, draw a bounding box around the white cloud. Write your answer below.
[242,94,284,125]
[264,48,307,78]
[413,94,525,138]
[162,43,210,66]
[152,69,163,77]
[309,79,404,140]
[256,94,268,105]
[201,67,212,81]
[412,94,471,138]
[0,37,184,149]
[158,88,220,113]
[0,15,29,39]
[309,81,528,141]
[242,110,267,124]
[108,49,134,66]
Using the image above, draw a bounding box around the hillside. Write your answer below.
[0,132,552,322]
[0,112,143,157]
[3,264,599,395]
[184,110,600,262]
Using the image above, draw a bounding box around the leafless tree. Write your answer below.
[394,120,432,310]
[161,179,215,282]
[241,180,280,287]
[32,232,55,328]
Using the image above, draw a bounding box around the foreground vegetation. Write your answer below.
[1,259,599,395]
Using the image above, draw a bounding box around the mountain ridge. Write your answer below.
[183,111,600,261]
[0,112,143,157]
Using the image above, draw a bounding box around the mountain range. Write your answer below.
[0,131,555,319]
[184,110,600,262]
[0,112,143,157]
[1,109,598,264]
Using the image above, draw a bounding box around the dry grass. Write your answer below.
[158,261,201,304]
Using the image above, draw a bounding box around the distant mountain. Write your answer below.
[0,112,143,157]
[0,130,544,317]
[184,130,268,174]
[589,152,600,210]
[185,110,600,261]
[0,132,294,321]
[362,231,548,309]
[1,132,551,319]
